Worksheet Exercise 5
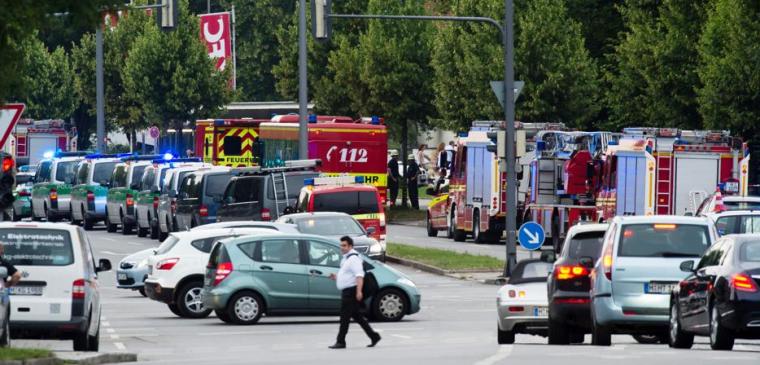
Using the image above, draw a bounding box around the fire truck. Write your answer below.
[596,128,750,220]
[193,118,267,167]
[12,119,75,166]
[257,115,389,200]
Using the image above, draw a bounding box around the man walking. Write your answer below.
[328,236,381,349]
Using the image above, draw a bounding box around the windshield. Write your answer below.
[0,229,74,266]
[312,191,379,215]
[16,174,33,185]
[725,201,760,211]
[715,215,760,235]
[564,231,605,259]
[294,216,365,236]
[619,224,711,258]
[93,161,118,184]
[36,161,52,182]
[740,241,760,262]
[55,161,79,182]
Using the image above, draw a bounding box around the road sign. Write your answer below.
[490,80,524,108]
[149,126,160,139]
[0,104,25,150]
[518,221,545,251]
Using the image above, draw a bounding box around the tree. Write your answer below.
[565,0,625,62]
[605,0,708,130]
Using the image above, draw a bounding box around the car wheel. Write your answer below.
[372,288,407,322]
[497,324,515,344]
[121,213,133,235]
[452,210,466,242]
[10,208,20,222]
[709,303,734,350]
[176,281,211,318]
[548,318,570,345]
[137,224,148,238]
[70,205,82,225]
[668,300,694,349]
[87,323,99,352]
[591,313,611,346]
[106,210,117,233]
[569,331,585,344]
[226,291,264,325]
[473,212,486,244]
[168,303,181,317]
[426,213,437,237]
[83,213,94,230]
[0,314,10,347]
[139,287,147,297]
[150,220,159,239]
[215,309,233,324]
[73,314,91,351]
[45,204,59,222]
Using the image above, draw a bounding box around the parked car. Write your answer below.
[706,210,760,236]
[669,235,760,350]
[193,221,298,233]
[496,258,553,344]
[216,169,318,222]
[1,222,111,351]
[106,155,161,234]
[11,172,35,221]
[143,228,271,318]
[174,167,234,230]
[202,233,421,324]
[70,154,124,229]
[157,166,206,241]
[547,223,608,344]
[30,152,89,222]
[696,193,760,216]
[589,216,717,346]
[276,212,385,260]
[0,267,11,347]
[116,248,154,297]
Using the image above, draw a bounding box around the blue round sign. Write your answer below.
[518,222,545,251]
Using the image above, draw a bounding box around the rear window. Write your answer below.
[740,241,760,262]
[55,161,79,182]
[204,174,231,197]
[191,236,233,253]
[141,167,156,191]
[0,229,74,266]
[131,165,147,186]
[225,178,263,203]
[93,161,118,184]
[16,174,33,185]
[508,260,553,284]
[175,171,193,190]
[563,231,605,259]
[715,215,760,235]
[155,235,179,255]
[725,201,760,211]
[76,162,89,184]
[618,224,711,258]
[112,165,128,188]
[312,191,379,215]
[180,175,201,199]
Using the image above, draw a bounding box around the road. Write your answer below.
[13,224,760,364]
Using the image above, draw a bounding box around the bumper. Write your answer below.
[144,281,175,304]
[497,302,548,333]
[10,316,88,339]
[592,294,669,331]
[202,287,232,310]
[13,200,31,217]
[550,297,592,329]
[720,300,760,336]
[116,267,148,289]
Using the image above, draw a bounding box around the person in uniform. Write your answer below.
[387,152,400,206]
[0,243,21,288]
[328,236,381,349]
[405,154,420,209]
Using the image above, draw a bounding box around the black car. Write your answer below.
[546,223,607,344]
[217,170,317,222]
[175,167,234,230]
[669,235,760,350]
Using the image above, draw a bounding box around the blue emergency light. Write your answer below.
[304,178,315,186]
[43,151,55,159]
[84,153,132,159]
[536,141,546,152]
[308,114,317,123]
[163,152,174,161]
[371,116,380,125]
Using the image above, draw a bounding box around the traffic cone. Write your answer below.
[713,188,726,213]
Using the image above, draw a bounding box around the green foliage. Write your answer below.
[565,0,625,62]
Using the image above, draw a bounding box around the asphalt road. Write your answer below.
[12,223,760,365]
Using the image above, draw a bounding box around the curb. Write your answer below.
[0,358,60,365]
[53,352,137,365]
[387,220,426,227]
[385,255,505,285]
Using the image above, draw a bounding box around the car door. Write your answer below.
[686,242,723,332]
[252,239,309,310]
[304,239,342,311]
[78,228,101,335]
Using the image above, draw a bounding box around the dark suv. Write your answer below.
[217,170,318,222]
[175,167,233,230]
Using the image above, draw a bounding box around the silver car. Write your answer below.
[116,248,153,296]
[496,259,553,344]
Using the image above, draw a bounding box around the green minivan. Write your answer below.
[70,154,125,229]
[30,152,90,222]
[202,233,421,325]
[105,155,161,234]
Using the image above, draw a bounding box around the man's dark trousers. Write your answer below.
[388,179,399,205]
[336,287,377,344]
[408,180,419,209]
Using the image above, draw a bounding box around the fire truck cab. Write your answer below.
[194,118,266,167]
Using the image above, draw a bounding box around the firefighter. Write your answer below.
[406,154,420,209]
[387,151,400,206]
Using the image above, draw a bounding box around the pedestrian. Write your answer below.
[406,154,420,209]
[328,236,381,349]
[0,243,21,288]
[415,144,430,171]
[387,151,400,207]
[433,168,448,195]
[434,143,446,171]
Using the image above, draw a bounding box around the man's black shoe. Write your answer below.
[368,334,382,347]
[329,343,346,349]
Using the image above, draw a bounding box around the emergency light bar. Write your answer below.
[84,153,133,159]
[121,154,163,162]
[304,175,364,186]
[151,158,202,165]
[235,159,321,176]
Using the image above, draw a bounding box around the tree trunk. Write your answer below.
[401,120,408,208]
[131,129,137,153]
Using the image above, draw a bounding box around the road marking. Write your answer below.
[106,328,115,334]
[100,251,124,256]
[198,330,282,336]
[114,342,126,351]
[101,237,116,242]
[391,334,412,340]
[474,345,513,365]
[110,334,120,340]
[102,321,111,327]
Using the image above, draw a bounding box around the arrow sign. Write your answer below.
[0,104,25,150]
[518,221,545,251]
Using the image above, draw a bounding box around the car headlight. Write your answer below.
[369,243,383,254]
[137,258,149,268]
[396,277,416,288]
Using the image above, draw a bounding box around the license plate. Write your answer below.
[645,282,677,294]
[9,286,43,296]
[533,307,548,317]
[118,273,128,281]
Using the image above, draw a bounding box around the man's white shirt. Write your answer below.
[336,249,365,290]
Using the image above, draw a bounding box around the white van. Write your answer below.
[1,222,111,351]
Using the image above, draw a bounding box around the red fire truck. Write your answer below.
[12,119,74,166]
[194,118,267,167]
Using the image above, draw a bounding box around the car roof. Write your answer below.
[0,222,80,233]
[310,185,378,193]
[612,215,711,225]
[281,212,352,220]
[719,233,760,244]
[188,167,231,177]
[566,223,609,235]
[170,227,276,240]
[220,231,339,247]
[705,210,760,220]
[192,221,298,231]
[55,156,84,162]
[723,196,760,203]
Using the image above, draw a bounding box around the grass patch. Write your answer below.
[386,206,426,222]
[0,348,52,360]
[388,242,505,271]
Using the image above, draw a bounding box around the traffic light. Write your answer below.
[312,0,332,41]
[486,130,506,158]
[0,153,15,210]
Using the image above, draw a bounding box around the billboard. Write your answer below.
[199,12,232,71]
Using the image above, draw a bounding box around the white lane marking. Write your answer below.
[114,342,126,351]
[100,251,125,256]
[474,345,513,365]
[101,237,116,242]
[110,334,120,339]
[102,321,111,327]
[106,328,115,334]
[391,334,412,340]
[198,330,282,336]
[125,242,143,246]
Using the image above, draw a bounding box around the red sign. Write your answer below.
[199,12,232,71]
[0,104,25,150]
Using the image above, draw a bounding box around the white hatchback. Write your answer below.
[1,222,111,351]
[143,228,274,318]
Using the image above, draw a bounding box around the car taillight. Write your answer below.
[261,208,271,221]
[214,262,233,286]
[199,204,208,217]
[126,193,134,207]
[86,191,94,202]
[72,279,86,299]
[153,196,160,209]
[157,258,180,270]
[555,265,589,280]
[507,306,524,312]
[1,156,13,172]
[19,190,30,197]
[732,273,758,292]
[50,188,58,201]
[171,199,176,213]
[554,298,590,304]
[602,244,613,280]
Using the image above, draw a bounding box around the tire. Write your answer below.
[139,287,147,297]
[149,218,159,239]
[591,314,611,346]
[215,309,234,324]
[70,205,82,226]
[73,314,92,351]
[31,203,42,221]
[548,319,570,345]
[569,331,585,344]
[225,291,264,325]
[372,288,407,322]
[473,212,486,243]
[446,210,454,239]
[45,204,59,223]
[709,303,734,350]
[497,325,515,344]
[426,214,438,237]
[633,334,664,344]
[452,210,466,242]
[168,303,181,317]
[137,224,148,237]
[158,228,168,242]
[106,210,117,233]
[176,281,211,319]
[0,314,10,347]
[121,213,133,235]
[668,300,694,349]
[83,215,94,230]
[87,324,99,352]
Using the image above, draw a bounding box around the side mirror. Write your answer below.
[96,258,112,273]
[100,180,110,187]
[0,267,7,279]
[179,192,188,200]
[366,226,376,235]
[130,183,140,190]
[579,256,594,268]
[679,260,695,273]
[425,187,435,196]
[540,250,556,263]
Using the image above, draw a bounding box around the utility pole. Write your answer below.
[297,0,309,159]
[96,26,105,153]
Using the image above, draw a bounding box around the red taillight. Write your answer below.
[602,244,613,280]
[553,297,590,304]
[126,193,134,207]
[72,279,86,299]
[261,208,271,221]
[170,199,176,213]
[2,157,13,172]
[555,265,589,280]
[86,191,94,202]
[732,273,758,292]
[213,262,233,286]
[156,258,180,270]
[153,196,160,209]
[199,204,208,217]
[49,188,58,201]
[507,306,524,312]
[19,190,30,197]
